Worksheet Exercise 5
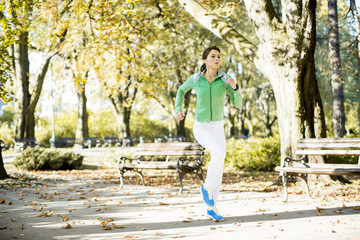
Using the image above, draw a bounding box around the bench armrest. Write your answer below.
[177,156,203,167]
[118,156,141,165]
[283,156,307,167]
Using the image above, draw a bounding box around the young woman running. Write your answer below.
[175,46,242,222]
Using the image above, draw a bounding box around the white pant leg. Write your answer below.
[193,120,226,205]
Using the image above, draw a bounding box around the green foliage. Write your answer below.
[0,123,14,145]
[130,112,169,141]
[35,111,76,147]
[0,105,15,127]
[226,136,281,171]
[88,109,117,138]
[13,148,83,171]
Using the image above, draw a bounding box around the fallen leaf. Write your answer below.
[171,236,186,238]
[112,223,127,229]
[159,202,169,205]
[121,236,139,239]
[353,207,360,210]
[37,212,52,217]
[139,228,147,231]
[62,223,72,229]
[316,207,323,216]
[0,199,5,204]
[103,226,112,230]
[0,226,7,230]
[18,224,24,230]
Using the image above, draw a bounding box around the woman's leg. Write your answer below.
[193,120,226,205]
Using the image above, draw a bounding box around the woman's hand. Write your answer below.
[175,112,185,121]
[227,76,237,90]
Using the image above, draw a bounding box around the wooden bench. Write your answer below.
[83,137,101,148]
[13,138,39,151]
[275,138,360,201]
[118,142,205,193]
[101,137,121,147]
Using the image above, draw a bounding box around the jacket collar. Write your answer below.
[200,70,225,78]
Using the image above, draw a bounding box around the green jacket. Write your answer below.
[175,70,242,122]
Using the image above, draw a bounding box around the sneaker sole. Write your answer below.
[206,214,224,222]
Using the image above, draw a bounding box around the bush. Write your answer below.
[13,148,83,171]
[226,136,281,171]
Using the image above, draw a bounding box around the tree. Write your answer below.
[328,0,345,138]
[4,0,67,140]
[178,0,327,164]
[349,0,360,129]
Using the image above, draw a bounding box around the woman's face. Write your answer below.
[204,49,221,70]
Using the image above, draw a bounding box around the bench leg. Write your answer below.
[282,174,289,202]
[197,168,204,183]
[137,170,146,186]
[119,170,125,188]
[298,174,311,199]
[177,170,186,193]
[118,169,146,187]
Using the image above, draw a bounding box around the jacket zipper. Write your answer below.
[209,82,212,120]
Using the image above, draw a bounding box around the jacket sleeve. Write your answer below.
[226,75,242,110]
[175,75,195,113]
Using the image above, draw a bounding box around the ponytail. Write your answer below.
[200,63,207,72]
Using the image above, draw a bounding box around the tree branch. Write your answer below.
[178,0,256,61]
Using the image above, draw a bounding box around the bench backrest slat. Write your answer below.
[296,149,360,155]
[297,142,360,149]
[296,138,360,156]
[136,142,204,151]
[136,151,204,156]
[298,138,360,143]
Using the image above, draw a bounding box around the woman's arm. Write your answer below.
[175,75,195,117]
[226,75,242,109]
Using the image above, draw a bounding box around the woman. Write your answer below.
[175,46,242,222]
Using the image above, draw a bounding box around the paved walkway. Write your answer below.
[1,174,360,240]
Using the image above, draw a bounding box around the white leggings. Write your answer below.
[193,120,226,205]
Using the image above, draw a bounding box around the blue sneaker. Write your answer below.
[207,207,224,222]
[200,185,214,207]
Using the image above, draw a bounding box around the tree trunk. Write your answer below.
[11,31,54,139]
[349,0,360,129]
[179,0,327,164]
[115,106,132,139]
[0,143,9,180]
[328,0,345,138]
[74,82,89,149]
[109,85,137,139]
[13,32,31,139]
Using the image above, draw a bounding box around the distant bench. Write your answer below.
[13,138,39,151]
[55,137,101,148]
[275,138,360,201]
[118,142,205,193]
[101,137,121,147]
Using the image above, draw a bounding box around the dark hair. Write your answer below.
[200,46,221,72]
